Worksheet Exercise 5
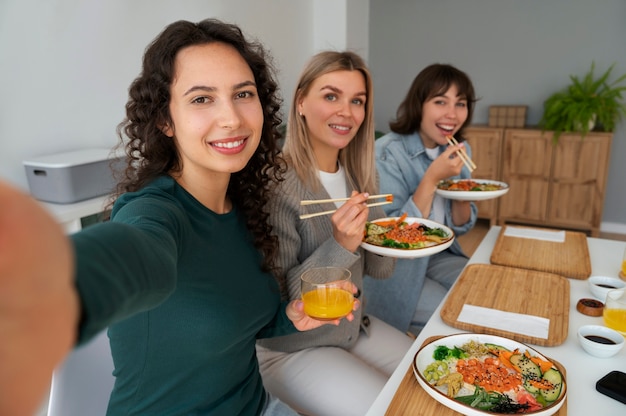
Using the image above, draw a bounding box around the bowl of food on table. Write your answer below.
[413,333,566,416]
[361,213,454,259]
[436,179,509,201]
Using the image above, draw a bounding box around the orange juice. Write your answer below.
[603,308,626,335]
[622,260,626,276]
[302,287,353,320]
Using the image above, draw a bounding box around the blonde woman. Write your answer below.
[256,51,412,416]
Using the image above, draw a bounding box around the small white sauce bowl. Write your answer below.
[577,324,624,358]
[587,275,626,302]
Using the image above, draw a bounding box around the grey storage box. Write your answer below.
[23,148,125,204]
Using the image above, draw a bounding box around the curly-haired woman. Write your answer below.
[0,19,354,416]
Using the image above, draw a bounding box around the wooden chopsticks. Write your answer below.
[447,135,477,172]
[300,200,393,220]
[300,194,393,206]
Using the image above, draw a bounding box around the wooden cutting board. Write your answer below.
[440,264,569,346]
[490,225,591,279]
[385,336,568,416]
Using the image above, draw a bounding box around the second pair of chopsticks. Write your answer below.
[447,135,477,172]
[300,194,393,206]
[300,194,393,220]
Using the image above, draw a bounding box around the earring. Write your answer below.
[299,112,303,117]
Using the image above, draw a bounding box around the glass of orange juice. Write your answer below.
[603,289,626,336]
[301,267,353,320]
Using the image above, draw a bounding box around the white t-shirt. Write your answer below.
[319,163,348,208]
[424,147,445,224]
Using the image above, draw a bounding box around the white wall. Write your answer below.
[0,0,368,192]
[369,0,626,230]
[5,0,622,230]
[312,0,370,61]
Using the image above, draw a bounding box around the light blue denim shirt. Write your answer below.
[375,130,477,245]
[363,131,478,331]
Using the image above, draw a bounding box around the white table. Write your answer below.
[366,226,626,415]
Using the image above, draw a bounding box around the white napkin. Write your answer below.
[504,226,566,243]
[457,304,550,339]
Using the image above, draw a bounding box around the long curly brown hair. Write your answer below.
[112,18,285,272]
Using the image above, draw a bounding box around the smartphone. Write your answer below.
[596,370,626,405]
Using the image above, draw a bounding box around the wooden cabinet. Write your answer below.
[498,129,553,223]
[464,126,504,226]
[548,132,612,233]
[499,129,612,236]
[466,126,612,236]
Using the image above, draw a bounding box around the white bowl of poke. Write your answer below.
[413,333,566,415]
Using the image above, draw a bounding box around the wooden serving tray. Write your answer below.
[385,336,567,415]
[490,225,591,279]
[440,264,569,346]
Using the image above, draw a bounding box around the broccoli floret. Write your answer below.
[433,345,467,360]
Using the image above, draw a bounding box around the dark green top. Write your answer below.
[71,176,296,415]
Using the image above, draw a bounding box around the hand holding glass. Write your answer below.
[301,267,354,320]
[603,289,626,335]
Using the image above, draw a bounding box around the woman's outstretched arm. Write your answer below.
[0,181,80,416]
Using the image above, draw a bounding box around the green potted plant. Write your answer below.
[539,62,626,143]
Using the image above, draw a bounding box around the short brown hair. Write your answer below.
[389,64,477,141]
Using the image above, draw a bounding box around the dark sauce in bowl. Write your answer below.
[584,335,617,345]
[596,284,617,289]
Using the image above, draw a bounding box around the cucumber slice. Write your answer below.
[540,368,563,402]
[485,343,509,351]
[523,378,540,394]
[365,223,389,235]
[509,354,542,379]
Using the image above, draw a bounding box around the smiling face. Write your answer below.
[418,84,468,149]
[164,42,263,181]
[297,69,367,171]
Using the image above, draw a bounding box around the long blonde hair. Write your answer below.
[283,51,378,194]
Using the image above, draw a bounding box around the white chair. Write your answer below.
[47,329,115,416]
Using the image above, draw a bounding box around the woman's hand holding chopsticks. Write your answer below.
[446,135,476,172]
[329,191,373,253]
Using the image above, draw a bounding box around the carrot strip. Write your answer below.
[529,379,554,390]
[373,212,408,228]
[373,219,398,227]
[491,349,515,369]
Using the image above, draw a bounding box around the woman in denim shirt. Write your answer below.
[364,64,478,336]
